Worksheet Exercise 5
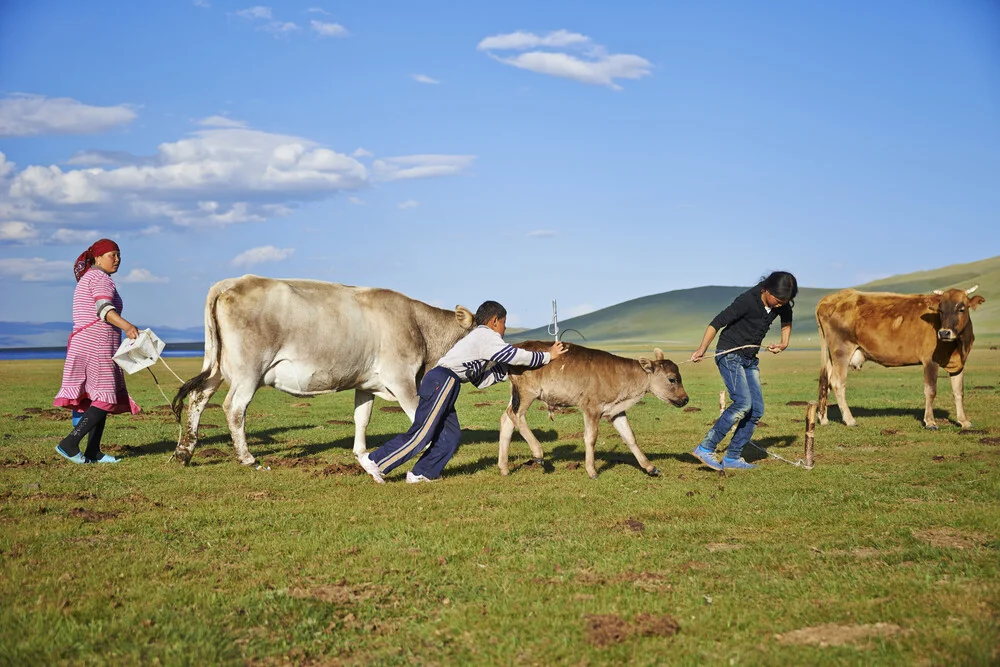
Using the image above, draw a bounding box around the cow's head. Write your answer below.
[930,285,985,342]
[639,348,689,407]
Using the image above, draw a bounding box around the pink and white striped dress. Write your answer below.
[53,268,140,414]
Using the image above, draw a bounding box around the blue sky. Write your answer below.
[1,1,998,330]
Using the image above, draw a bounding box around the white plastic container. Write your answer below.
[113,328,166,374]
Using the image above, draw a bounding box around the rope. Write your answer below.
[142,356,186,464]
[677,344,767,364]
[744,440,811,469]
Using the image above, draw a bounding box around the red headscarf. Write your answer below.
[74,238,120,282]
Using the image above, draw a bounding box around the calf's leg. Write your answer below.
[498,407,517,475]
[352,390,375,458]
[583,412,600,480]
[513,401,546,465]
[923,362,939,429]
[950,370,972,429]
[610,413,659,476]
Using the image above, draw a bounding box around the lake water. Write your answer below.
[0,347,204,361]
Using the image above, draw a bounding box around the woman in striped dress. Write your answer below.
[53,239,141,464]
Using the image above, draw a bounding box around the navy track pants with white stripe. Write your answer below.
[370,366,462,480]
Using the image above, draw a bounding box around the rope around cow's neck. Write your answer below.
[677,344,765,364]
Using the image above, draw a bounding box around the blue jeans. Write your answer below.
[697,353,764,459]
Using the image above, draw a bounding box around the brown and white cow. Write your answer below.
[171,275,475,465]
[816,285,985,429]
[498,341,689,479]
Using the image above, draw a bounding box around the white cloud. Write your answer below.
[373,154,475,181]
[527,229,556,237]
[311,20,348,37]
[120,268,170,284]
[348,196,365,205]
[195,115,247,128]
[0,93,137,137]
[0,257,72,282]
[397,200,419,210]
[0,221,39,242]
[478,30,652,90]
[232,245,294,267]
[307,7,331,15]
[352,147,373,158]
[0,124,474,240]
[477,29,590,52]
[237,6,271,19]
[412,74,440,85]
[49,228,100,245]
[261,21,300,35]
[193,0,210,7]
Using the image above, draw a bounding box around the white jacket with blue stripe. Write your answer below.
[435,326,550,389]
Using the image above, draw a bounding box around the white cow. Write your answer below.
[171,275,474,465]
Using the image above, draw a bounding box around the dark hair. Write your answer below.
[760,271,798,307]
[475,300,507,326]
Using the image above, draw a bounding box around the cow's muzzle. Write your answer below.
[937,329,956,342]
[671,396,689,407]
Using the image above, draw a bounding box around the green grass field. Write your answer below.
[2,349,999,665]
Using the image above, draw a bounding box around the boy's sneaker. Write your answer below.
[691,446,722,471]
[55,445,86,465]
[721,457,757,470]
[406,471,437,484]
[85,453,119,464]
[358,453,385,484]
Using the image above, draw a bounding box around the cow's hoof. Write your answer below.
[173,450,191,465]
[532,457,544,466]
[843,421,858,428]
[645,467,660,477]
[588,474,598,481]
[499,468,510,476]
[924,424,939,431]
[239,456,257,466]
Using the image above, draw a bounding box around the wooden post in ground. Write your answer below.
[804,400,817,469]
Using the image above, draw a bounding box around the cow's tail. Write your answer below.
[171,283,226,422]
[817,317,831,421]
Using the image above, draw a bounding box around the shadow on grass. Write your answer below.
[823,405,951,426]
[126,424,316,460]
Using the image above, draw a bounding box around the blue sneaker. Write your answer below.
[692,447,722,471]
[721,456,757,470]
[86,453,119,464]
[55,445,86,465]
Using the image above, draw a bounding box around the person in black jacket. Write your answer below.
[689,271,798,470]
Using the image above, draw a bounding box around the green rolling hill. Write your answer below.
[508,255,1000,352]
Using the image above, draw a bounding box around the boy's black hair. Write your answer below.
[759,271,798,307]
[475,300,507,326]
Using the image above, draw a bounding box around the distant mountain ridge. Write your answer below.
[2,256,995,349]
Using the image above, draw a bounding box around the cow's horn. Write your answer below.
[966,284,979,295]
[932,289,944,295]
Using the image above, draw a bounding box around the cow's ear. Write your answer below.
[654,347,664,361]
[638,357,654,373]
[455,305,475,329]
[969,295,986,309]
[925,296,941,313]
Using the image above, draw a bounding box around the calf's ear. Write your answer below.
[969,295,986,309]
[638,357,654,373]
[455,305,475,329]
[654,347,664,361]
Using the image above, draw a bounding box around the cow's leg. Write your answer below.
[223,381,259,465]
[828,352,857,427]
[583,412,600,480]
[513,398,546,465]
[498,406,517,476]
[818,365,831,426]
[950,370,972,429]
[923,362,939,429]
[174,371,224,464]
[610,413,658,477]
[352,390,375,458]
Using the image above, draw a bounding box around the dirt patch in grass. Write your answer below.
[616,518,646,533]
[972,385,995,390]
[289,580,392,605]
[196,447,228,459]
[959,429,989,435]
[246,490,273,501]
[682,406,702,412]
[786,401,809,406]
[474,402,501,407]
[979,437,1000,446]
[379,405,404,413]
[1,458,48,468]
[565,462,581,470]
[774,622,906,648]
[326,419,352,426]
[585,613,680,647]
[912,528,989,550]
[268,456,325,469]
[290,402,311,408]
[314,463,362,477]
[881,428,900,436]
[706,542,744,552]
[68,507,118,522]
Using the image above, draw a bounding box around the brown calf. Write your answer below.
[817,285,985,429]
[499,342,689,479]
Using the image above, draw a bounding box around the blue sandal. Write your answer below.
[86,453,119,464]
[56,445,86,465]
